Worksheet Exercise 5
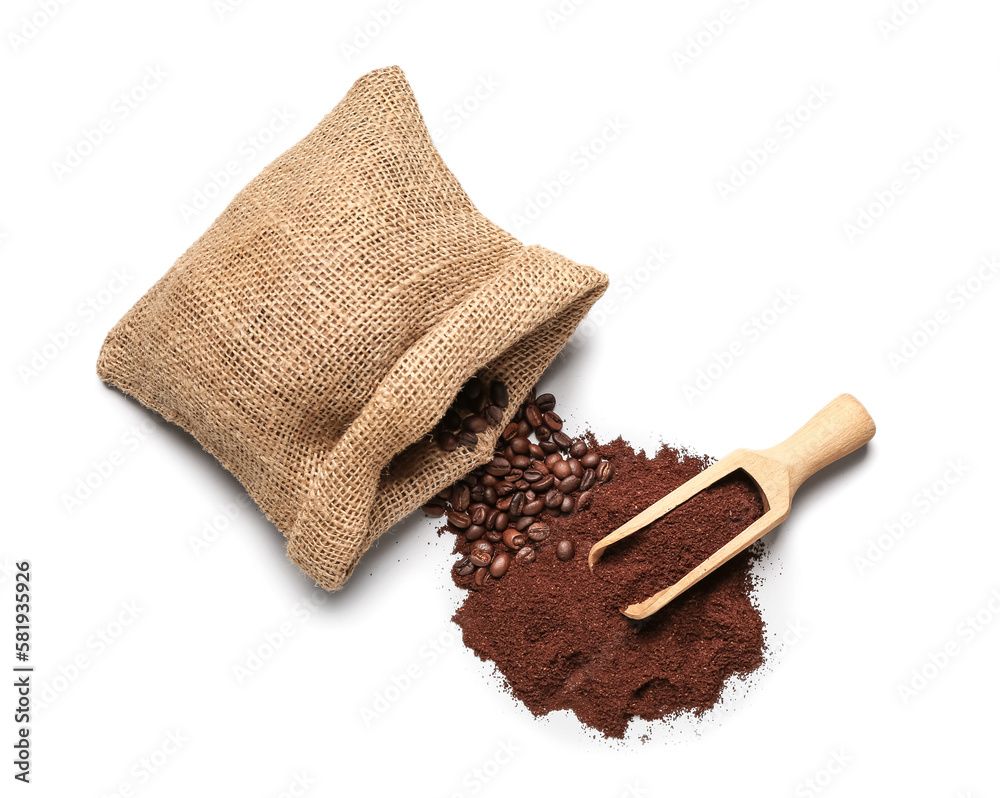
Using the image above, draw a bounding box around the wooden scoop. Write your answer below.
[588,394,875,619]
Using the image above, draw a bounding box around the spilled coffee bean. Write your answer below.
[555,540,575,561]
[527,523,550,542]
[433,376,510,452]
[489,552,511,578]
[424,386,613,584]
[469,543,493,567]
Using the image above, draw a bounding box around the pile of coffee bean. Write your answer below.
[422,388,613,585]
[433,377,509,452]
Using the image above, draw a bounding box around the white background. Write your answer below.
[3,0,999,795]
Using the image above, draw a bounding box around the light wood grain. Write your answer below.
[588,394,875,619]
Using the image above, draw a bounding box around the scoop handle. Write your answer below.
[756,394,875,497]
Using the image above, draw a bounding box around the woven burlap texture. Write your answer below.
[97,65,608,590]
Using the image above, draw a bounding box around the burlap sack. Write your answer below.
[97,65,608,590]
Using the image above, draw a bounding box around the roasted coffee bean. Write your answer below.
[435,386,607,568]
[508,493,524,517]
[556,540,575,561]
[453,391,473,415]
[551,459,572,479]
[464,377,485,400]
[525,404,543,427]
[490,380,509,409]
[515,515,535,532]
[485,405,504,426]
[469,540,493,557]
[597,461,614,482]
[485,456,511,477]
[446,510,471,529]
[442,408,462,430]
[436,429,459,451]
[421,502,445,517]
[558,475,581,493]
[465,524,486,541]
[536,393,556,413]
[470,539,493,555]
[542,411,563,431]
[511,436,530,455]
[506,454,526,469]
[507,516,537,532]
[527,523,551,542]
[451,483,471,511]
[490,551,511,578]
[454,556,475,577]
[522,498,545,516]
[534,474,555,491]
[550,431,570,450]
[502,528,526,550]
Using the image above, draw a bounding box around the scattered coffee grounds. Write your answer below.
[452,437,767,739]
[424,388,613,583]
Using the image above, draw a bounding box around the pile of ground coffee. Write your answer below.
[452,437,767,739]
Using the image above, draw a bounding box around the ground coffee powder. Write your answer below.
[452,437,767,739]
